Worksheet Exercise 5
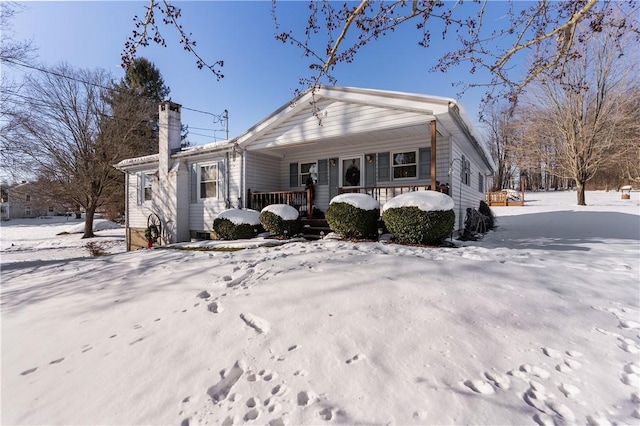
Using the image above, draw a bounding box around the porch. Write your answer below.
[247,183,450,219]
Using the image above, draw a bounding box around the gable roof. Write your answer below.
[236,86,493,170]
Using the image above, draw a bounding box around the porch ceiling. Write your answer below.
[245,122,442,153]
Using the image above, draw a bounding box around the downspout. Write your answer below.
[430,120,437,189]
[124,172,130,251]
[240,147,245,208]
[225,151,231,208]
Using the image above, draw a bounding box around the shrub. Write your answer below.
[260,204,303,237]
[85,241,108,256]
[212,209,262,240]
[381,191,455,245]
[325,193,379,239]
[478,200,495,230]
[382,207,455,245]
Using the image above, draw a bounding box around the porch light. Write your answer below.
[366,155,373,163]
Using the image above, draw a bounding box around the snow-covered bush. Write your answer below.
[260,204,302,237]
[213,209,263,240]
[382,191,455,245]
[325,193,379,239]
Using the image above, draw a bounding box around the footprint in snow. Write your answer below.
[484,371,510,389]
[319,407,334,421]
[463,379,495,394]
[20,367,38,376]
[240,313,270,334]
[545,400,575,423]
[621,372,639,387]
[297,390,316,406]
[520,364,550,379]
[558,382,580,398]
[345,354,366,364]
[542,347,563,359]
[207,360,245,404]
[208,301,222,314]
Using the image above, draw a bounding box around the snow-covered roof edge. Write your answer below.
[113,154,159,170]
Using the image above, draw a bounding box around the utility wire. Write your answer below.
[2,58,227,122]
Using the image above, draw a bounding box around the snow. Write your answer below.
[329,193,379,211]
[261,204,300,221]
[1,190,639,425]
[217,208,261,226]
[381,190,455,212]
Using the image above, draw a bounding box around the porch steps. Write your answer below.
[301,218,331,240]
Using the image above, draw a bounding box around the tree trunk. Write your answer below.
[82,205,96,238]
[576,181,586,206]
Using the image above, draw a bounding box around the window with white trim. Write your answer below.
[300,162,318,186]
[392,151,417,179]
[143,173,153,201]
[199,163,218,199]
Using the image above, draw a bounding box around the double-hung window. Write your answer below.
[392,151,417,179]
[199,163,218,199]
[300,162,317,186]
[143,173,153,201]
[137,172,154,205]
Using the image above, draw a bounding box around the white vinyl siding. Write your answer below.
[127,169,158,229]
[188,156,237,233]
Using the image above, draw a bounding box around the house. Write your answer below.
[115,86,494,250]
[2,181,55,219]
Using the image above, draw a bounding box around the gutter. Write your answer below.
[447,103,495,172]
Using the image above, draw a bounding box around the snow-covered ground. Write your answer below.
[1,190,639,425]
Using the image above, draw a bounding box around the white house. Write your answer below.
[115,86,494,250]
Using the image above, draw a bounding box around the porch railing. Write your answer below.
[247,188,313,218]
[339,183,450,206]
[485,190,524,206]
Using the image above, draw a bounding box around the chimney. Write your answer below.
[158,101,182,176]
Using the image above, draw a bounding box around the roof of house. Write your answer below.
[114,86,494,171]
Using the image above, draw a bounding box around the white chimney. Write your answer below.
[158,101,182,176]
[157,101,189,244]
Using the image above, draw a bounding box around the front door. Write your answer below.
[341,156,363,187]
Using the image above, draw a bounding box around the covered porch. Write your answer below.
[247,183,450,219]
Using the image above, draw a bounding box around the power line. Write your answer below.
[2,58,227,131]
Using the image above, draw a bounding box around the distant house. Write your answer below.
[4,182,44,219]
[115,86,494,250]
[1,181,67,220]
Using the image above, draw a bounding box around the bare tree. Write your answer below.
[274,1,638,104]
[518,25,639,205]
[1,2,36,182]
[483,104,517,191]
[7,64,124,237]
[124,1,638,112]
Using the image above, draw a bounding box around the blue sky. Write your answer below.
[7,1,516,146]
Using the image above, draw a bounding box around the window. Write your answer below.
[461,156,471,186]
[25,206,31,216]
[143,173,153,201]
[199,163,218,199]
[300,162,318,186]
[392,151,417,179]
[478,172,484,193]
[26,194,31,202]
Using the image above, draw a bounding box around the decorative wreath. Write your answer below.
[144,224,160,243]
